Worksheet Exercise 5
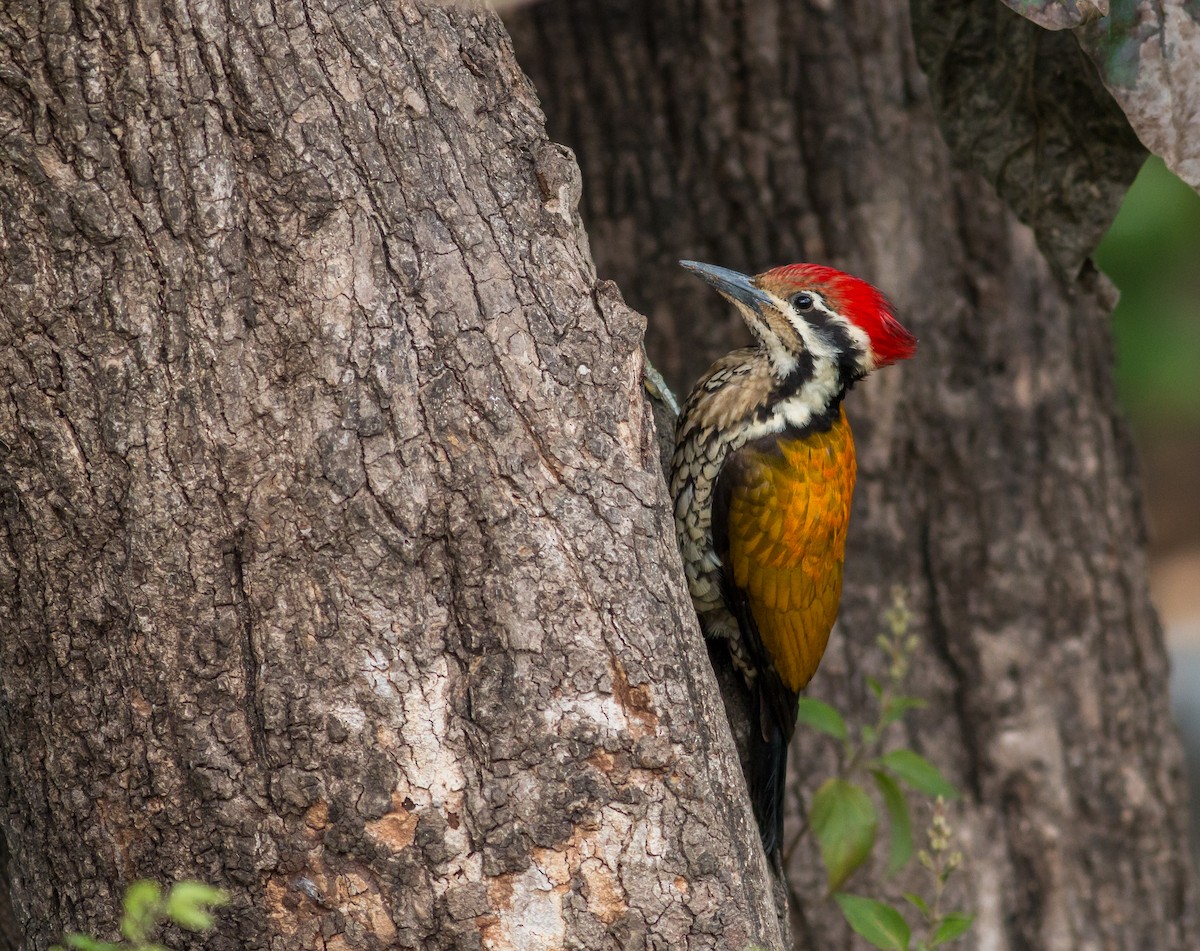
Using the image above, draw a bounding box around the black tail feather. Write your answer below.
[749,695,789,857]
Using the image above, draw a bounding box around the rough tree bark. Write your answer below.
[0,2,786,949]
[509,1,1199,949]
[0,841,16,951]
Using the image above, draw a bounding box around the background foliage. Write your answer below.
[1096,157,1200,432]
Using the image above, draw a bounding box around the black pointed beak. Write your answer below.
[680,260,773,316]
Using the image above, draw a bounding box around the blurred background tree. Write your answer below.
[509,0,1200,945]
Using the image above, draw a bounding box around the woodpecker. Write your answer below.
[670,260,916,855]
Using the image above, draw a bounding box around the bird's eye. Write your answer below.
[791,292,815,312]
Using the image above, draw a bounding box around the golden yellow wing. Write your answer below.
[716,408,857,696]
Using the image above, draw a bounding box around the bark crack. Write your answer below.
[230,531,269,764]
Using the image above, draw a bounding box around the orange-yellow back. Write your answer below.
[724,407,856,692]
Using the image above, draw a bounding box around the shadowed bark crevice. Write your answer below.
[0,831,18,951]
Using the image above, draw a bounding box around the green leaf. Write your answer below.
[881,696,928,728]
[880,749,958,800]
[872,770,913,876]
[63,936,121,951]
[165,880,228,932]
[834,894,912,951]
[931,913,976,946]
[795,698,848,741]
[867,676,884,698]
[810,779,878,892]
[903,892,932,917]
[121,880,162,942]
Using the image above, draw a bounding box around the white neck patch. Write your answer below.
[736,359,845,441]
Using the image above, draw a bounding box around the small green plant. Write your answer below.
[51,880,227,951]
[835,802,974,950]
[790,588,975,950]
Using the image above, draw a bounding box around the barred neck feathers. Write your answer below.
[750,344,853,441]
[678,345,854,446]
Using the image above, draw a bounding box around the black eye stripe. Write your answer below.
[804,308,831,330]
[797,308,863,364]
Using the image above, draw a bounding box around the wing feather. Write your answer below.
[714,412,856,707]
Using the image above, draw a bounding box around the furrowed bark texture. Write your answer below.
[0,840,15,951]
[509,1,1199,948]
[0,2,785,948]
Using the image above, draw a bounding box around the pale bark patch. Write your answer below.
[365,797,419,852]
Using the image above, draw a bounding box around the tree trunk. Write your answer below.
[508,1,1199,948]
[0,3,785,949]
